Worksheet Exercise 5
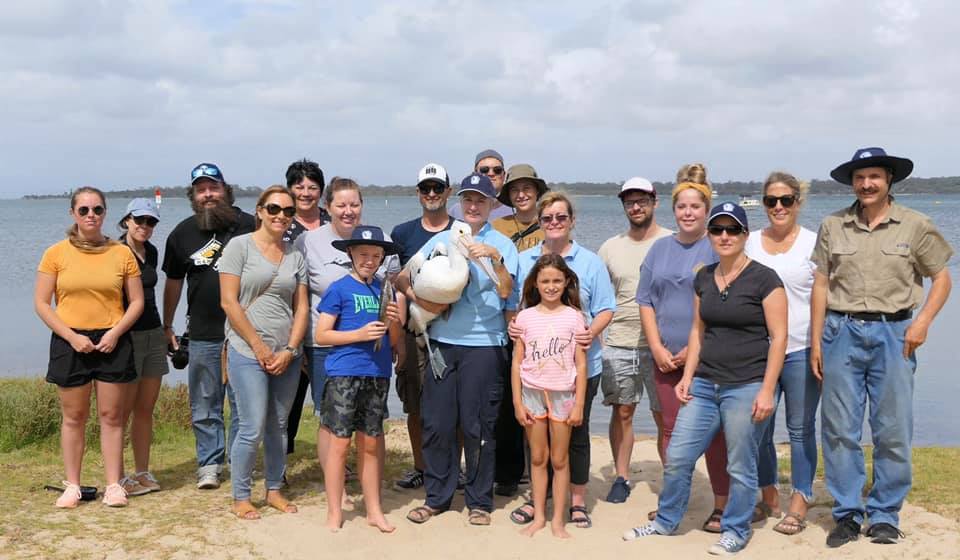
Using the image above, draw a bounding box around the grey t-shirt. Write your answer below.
[294,224,400,347]
[218,233,308,359]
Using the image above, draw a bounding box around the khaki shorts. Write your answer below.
[600,345,658,411]
[395,330,427,415]
[130,327,170,378]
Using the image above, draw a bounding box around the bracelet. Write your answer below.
[163,325,174,330]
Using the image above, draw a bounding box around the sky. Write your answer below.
[0,0,957,197]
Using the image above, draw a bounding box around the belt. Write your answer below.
[831,309,912,322]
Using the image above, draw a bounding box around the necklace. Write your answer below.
[763,225,799,255]
[718,256,749,302]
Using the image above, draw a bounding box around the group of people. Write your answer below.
[35,146,952,554]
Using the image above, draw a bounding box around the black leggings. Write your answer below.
[569,375,600,485]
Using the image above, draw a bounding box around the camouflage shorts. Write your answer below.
[320,376,390,438]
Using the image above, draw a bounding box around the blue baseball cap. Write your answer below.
[708,202,749,230]
[125,198,160,221]
[456,173,496,198]
[190,162,225,185]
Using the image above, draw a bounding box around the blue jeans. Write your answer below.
[307,346,330,415]
[654,377,770,547]
[187,339,239,471]
[757,349,820,501]
[227,345,302,501]
[821,312,916,527]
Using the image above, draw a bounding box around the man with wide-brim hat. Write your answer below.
[811,147,953,548]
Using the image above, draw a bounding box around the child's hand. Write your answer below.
[567,405,584,427]
[384,301,401,324]
[507,318,522,340]
[514,402,535,426]
[357,321,388,342]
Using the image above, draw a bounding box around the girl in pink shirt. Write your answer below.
[512,254,587,538]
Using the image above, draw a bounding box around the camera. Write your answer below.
[168,333,190,370]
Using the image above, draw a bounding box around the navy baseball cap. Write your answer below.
[331,225,399,255]
[708,201,749,230]
[457,173,496,198]
[190,162,225,185]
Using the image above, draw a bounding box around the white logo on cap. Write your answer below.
[471,175,480,185]
[362,230,373,240]
[860,151,872,158]
[723,203,734,211]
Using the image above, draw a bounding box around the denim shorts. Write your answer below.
[307,346,331,414]
[600,345,659,410]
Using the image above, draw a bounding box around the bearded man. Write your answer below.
[162,162,256,490]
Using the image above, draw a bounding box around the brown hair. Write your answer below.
[672,162,712,208]
[324,177,364,206]
[254,185,295,229]
[762,171,809,205]
[536,191,575,220]
[520,253,582,311]
[67,186,115,253]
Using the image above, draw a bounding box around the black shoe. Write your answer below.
[394,469,424,490]
[826,514,862,548]
[494,482,518,497]
[866,522,904,544]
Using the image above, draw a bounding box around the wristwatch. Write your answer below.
[284,345,300,358]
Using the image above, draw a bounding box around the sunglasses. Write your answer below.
[707,224,746,236]
[539,213,570,225]
[76,205,105,217]
[762,195,797,208]
[261,203,296,217]
[132,215,159,227]
[192,165,222,179]
[477,166,504,176]
[417,183,447,195]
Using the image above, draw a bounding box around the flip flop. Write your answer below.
[267,494,298,514]
[773,512,807,535]
[406,505,440,524]
[233,501,261,520]
[510,500,535,525]
[702,508,723,533]
[569,505,592,529]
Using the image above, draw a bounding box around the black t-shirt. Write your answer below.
[389,215,454,267]
[694,261,783,385]
[161,208,256,340]
[282,210,329,244]
[124,239,162,331]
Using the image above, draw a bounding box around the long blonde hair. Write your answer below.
[67,186,116,253]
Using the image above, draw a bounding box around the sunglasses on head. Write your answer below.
[132,215,159,227]
[762,194,797,208]
[477,166,504,176]
[707,224,746,236]
[417,183,446,195]
[261,203,296,217]
[192,165,221,179]
[76,205,105,217]
[539,213,570,225]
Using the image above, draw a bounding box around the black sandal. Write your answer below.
[569,505,592,529]
[510,500,535,525]
[702,508,723,533]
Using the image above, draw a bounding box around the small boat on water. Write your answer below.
[739,195,761,208]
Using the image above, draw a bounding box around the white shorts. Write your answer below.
[521,385,577,422]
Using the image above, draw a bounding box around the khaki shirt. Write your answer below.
[492,216,544,252]
[811,199,953,314]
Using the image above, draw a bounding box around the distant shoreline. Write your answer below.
[20,176,960,199]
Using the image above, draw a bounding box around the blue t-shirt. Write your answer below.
[417,223,519,346]
[510,242,615,378]
[635,235,718,354]
[390,216,454,267]
[318,275,392,378]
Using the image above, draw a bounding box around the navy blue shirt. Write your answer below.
[318,275,392,378]
[390,215,454,267]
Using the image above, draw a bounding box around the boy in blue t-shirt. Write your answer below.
[315,226,402,533]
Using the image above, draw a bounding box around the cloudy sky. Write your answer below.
[0,0,955,197]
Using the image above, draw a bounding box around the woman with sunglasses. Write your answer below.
[35,187,145,508]
[115,199,168,497]
[295,177,401,487]
[625,202,787,556]
[219,186,309,519]
[635,164,730,532]
[744,172,819,535]
[508,191,615,530]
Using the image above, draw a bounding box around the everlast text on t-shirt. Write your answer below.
[161,208,256,341]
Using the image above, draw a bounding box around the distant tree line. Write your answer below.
[22,176,960,200]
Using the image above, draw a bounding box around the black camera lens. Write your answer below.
[169,334,189,370]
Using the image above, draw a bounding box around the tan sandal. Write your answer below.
[233,500,261,520]
[407,505,441,524]
[267,494,298,514]
[468,509,491,526]
[773,512,807,535]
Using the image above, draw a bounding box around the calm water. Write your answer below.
[3,194,959,445]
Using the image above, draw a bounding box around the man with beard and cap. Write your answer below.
[811,148,953,548]
[162,162,256,490]
[598,178,671,504]
[389,162,455,491]
[450,149,515,222]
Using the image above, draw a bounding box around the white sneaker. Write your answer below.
[623,523,662,541]
[120,476,151,497]
[197,469,220,490]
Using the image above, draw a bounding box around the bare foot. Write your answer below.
[326,510,343,532]
[368,513,396,533]
[551,522,572,539]
[519,518,546,537]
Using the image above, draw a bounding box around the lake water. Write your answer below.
[3,193,959,445]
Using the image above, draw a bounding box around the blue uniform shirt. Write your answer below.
[510,241,615,377]
[318,275,392,378]
[417,223,519,346]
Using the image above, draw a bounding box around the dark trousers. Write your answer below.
[422,342,505,512]
[286,368,311,454]
[570,375,600,485]
[494,341,525,485]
